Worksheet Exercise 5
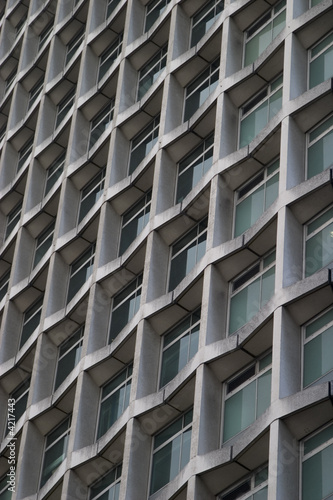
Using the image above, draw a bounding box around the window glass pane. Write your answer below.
[67,245,95,303]
[305,220,333,277]
[306,308,333,338]
[254,487,268,500]
[145,0,171,32]
[223,380,256,441]
[109,277,142,340]
[0,270,10,301]
[268,88,282,120]
[265,172,279,209]
[304,325,333,386]
[304,424,333,455]
[184,61,219,122]
[240,101,268,148]
[302,444,333,500]
[191,0,224,47]
[107,0,122,18]
[235,185,265,236]
[90,464,122,500]
[129,117,159,174]
[308,128,333,178]
[229,278,260,334]
[20,299,43,348]
[261,266,275,305]
[119,192,151,255]
[54,328,83,389]
[11,379,30,423]
[41,434,69,486]
[310,45,333,88]
[45,152,65,195]
[245,22,272,67]
[78,170,105,222]
[256,369,271,417]
[272,9,286,38]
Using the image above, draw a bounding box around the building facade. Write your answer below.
[0,0,333,498]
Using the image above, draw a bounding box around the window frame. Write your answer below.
[106,0,122,20]
[89,101,115,149]
[128,114,160,175]
[28,77,44,110]
[5,68,17,92]
[19,296,43,349]
[0,471,13,498]
[243,0,286,67]
[67,243,96,304]
[54,326,84,390]
[96,363,133,439]
[44,151,66,196]
[33,220,55,268]
[40,415,71,487]
[218,464,269,500]
[239,74,283,148]
[55,87,76,129]
[308,31,333,89]
[168,217,208,292]
[144,0,171,33]
[9,377,30,425]
[38,21,53,52]
[17,138,34,173]
[233,157,280,237]
[0,269,10,302]
[183,58,220,122]
[304,205,333,278]
[65,26,85,66]
[118,190,152,255]
[306,113,333,179]
[137,45,167,101]
[228,249,276,335]
[98,33,123,82]
[89,463,122,500]
[190,0,224,48]
[78,168,106,223]
[222,351,272,442]
[5,201,22,240]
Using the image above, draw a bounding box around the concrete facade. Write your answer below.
[0,0,332,498]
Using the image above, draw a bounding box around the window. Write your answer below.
[45,152,66,195]
[20,297,43,348]
[234,158,279,237]
[176,133,214,203]
[0,472,12,499]
[304,206,333,277]
[78,168,106,223]
[307,114,333,178]
[89,464,122,500]
[218,465,268,500]
[150,409,192,495]
[184,58,219,122]
[137,45,167,101]
[97,364,132,438]
[239,75,282,148]
[106,0,122,19]
[28,77,44,110]
[38,22,53,51]
[303,308,333,388]
[223,352,272,442]
[160,308,200,388]
[0,270,10,302]
[5,202,22,240]
[109,274,142,341]
[15,16,26,38]
[17,138,33,173]
[67,244,95,304]
[54,326,83,390]
[40,415,71,487]
[301,423,333,500]
[145,0,171,32]
[5,68,17,92]
[89,101,114,149]
[98,34,123,82]
[128,115,159,175]
[55,87,76,129]
[33,221,55,268]
[65,27,85,66]
[229,250,275,335]
[168,217,207,291]
[191,0,224,47]
[309,32,333,89]
[0,124,6,143]
[244,0,286,66]
[119,190,151,255]
[310,0,323,6]
[9,378,30,424]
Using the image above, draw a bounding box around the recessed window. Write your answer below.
[0,471,13,498]
[304,206,333,277]
[65,27,85,66]
[78,168,106,223]
[97,364,132,439]
[17,138,33,173]
[89,464,122,500]
[307,114,333,178]
[0,124,6,142]
[184,58,219,122]
[98,33,123,82]
[218,465,268,500]
[55,87,76,129]
[176,133,214,203]
[5,68,17,92]
[160,308,200,388]
[40,415,71,487]
[229,250,275,335]
[20,297,43,349]
[54,326,84,390]
[239,75,283,148]
[119,190,151,255]
[310,0,323,6]
[168,217,208,292]
[67,244,95,304]
[309,32,333,89]
[38,22,53,52]
[89,101,114,149]
[15,16,26,38]
[223,352,272,442]
[137,45,167,101]
[28,77,44,110]
[191,0,224,47]
[0,269,10,302]
[301,423,333,500]
[109,275,142,342]
[5,201,22,240]
[45,152,66,195]
[9,378,30,425]
[128,115,159,175]
[144,0,171,33]
[106,0,122,19]
[244,0,286,67]
[150,408,193,495]
[33,221,55,268]
[234,158,279,237]
[303,308,333,388]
